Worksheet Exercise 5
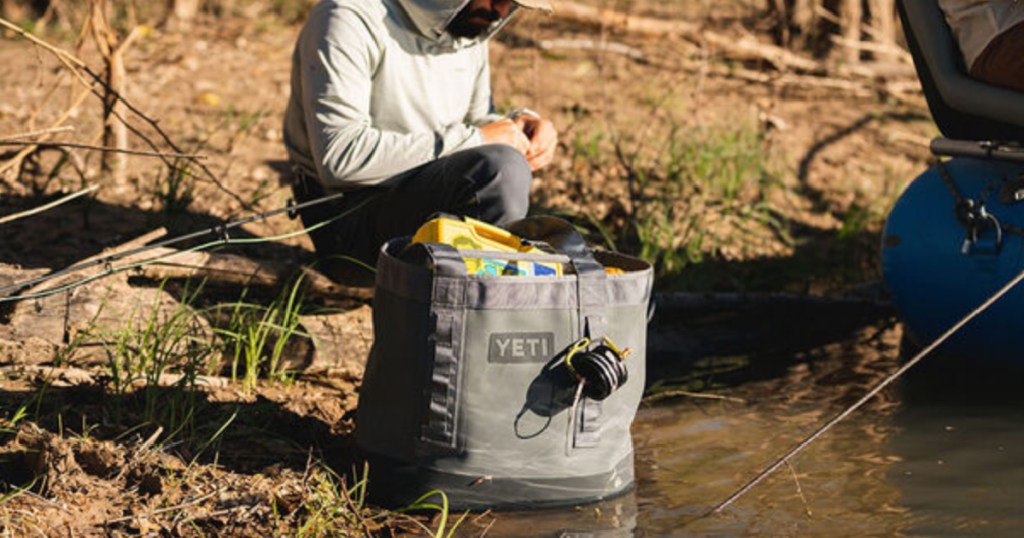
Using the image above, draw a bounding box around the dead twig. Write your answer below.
[102,488,222,526]
[0,140,206,160]
[0,126,76,142]
[786,461,813,518]
[0,15,252,213]
[0,184,99,226]
[0,83,91,181]
[0,16,85,68]
[643,390,747,404]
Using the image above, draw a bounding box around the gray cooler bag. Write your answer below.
[356,217,653,509]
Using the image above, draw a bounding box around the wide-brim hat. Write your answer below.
[513,0,553,12]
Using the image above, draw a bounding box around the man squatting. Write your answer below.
[284,0,558,284]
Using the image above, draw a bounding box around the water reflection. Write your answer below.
[473,326,1024,536]
[889,359,1024,537]
[459,491,639,537]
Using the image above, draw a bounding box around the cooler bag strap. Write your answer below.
[572,257,609,449]
[411,243,468,454]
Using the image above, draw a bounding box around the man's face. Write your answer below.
[446,0,513,38]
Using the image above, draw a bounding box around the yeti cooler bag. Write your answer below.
[355,216,652,509]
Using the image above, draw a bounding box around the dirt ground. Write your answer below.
[0,1,935,535]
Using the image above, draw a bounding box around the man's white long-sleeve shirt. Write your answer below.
[283,0,508,190]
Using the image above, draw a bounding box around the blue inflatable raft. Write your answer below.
[882,158,1024,363]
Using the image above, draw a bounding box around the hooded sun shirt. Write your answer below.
[283,0,513,190]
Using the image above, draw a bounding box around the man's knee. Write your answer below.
[466,144,533,224]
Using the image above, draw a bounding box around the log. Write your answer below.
[21,227,168,298]
[1,231,371,373]
[2,228,183,366]
[553,1,822,73]
[133,249,373,304]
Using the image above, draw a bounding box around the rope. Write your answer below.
[0,189,380,303]
[936,159,1024,239]
[708,263,1024,516]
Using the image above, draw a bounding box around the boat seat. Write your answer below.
[897,0,1024,142]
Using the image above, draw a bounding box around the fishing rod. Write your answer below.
[0,189,377,304]
[706,264,1024,516]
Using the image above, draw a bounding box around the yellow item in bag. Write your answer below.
[411,217,562,276]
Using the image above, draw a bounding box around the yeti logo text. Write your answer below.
[488,332,555,363]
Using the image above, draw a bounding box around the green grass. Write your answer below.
[282,462,468,537]
[212,275,308,393]
[623,119,786,284]
[94,280,212,435]
[152,160,197,215]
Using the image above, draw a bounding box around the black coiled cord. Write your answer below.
[566,340,629,400]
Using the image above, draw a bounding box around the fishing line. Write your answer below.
[0,190,380,304]
[707,264,1024,516]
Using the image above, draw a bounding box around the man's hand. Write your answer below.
[513,114,557,171]
[480,119,531,155]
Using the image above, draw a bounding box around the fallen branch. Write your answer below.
[0,184,100,226]
[708,63,877,98]
[0,138,205,159]
[538,38,645,62]
[830,34,912,65]
[553,1,700,37]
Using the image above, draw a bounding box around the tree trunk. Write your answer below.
[90,0,128,186]
[839,0,863,63]
[167,0,199,28]
[867,0,898,60]
[766,0,899,61]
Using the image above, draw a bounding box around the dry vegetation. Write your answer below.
[0,0,933,535]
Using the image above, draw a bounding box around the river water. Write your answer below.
[471,324,1024,537]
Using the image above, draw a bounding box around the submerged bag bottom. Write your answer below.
[360,451,635,510]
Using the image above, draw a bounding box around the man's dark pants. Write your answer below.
[292,144,533,285]
[971,20,1024,93]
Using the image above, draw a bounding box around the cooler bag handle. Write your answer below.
[507,216,611,449]
[505,216,609,342]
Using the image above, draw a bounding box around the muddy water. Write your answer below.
[474,329,1024,537]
